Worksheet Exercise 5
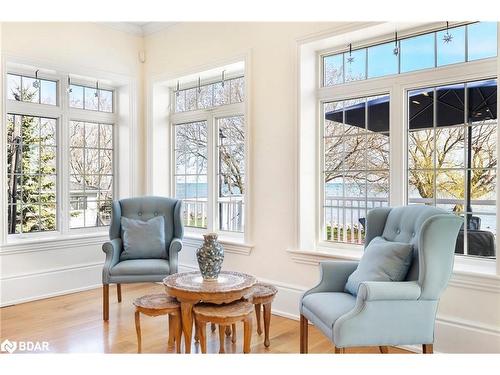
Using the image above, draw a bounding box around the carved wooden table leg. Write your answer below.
[231,323,237,343]
[173,313,182,353]
[225,325,232,337]
[194,321,200,343]
[135,310,141,353]
[180,302,194,354]
[198,321,207,353]
[168,315,175,346]
[254,303,262,335]
[218,325,226,353]
[263,302,272,347]
[211,323,216,332]
[243,317,252,354]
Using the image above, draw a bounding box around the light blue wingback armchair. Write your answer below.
[300,205,462,354]
[101,196,183,321]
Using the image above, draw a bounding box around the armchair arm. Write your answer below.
[303,261,359,297]
[357,281,421,302]
[102,238,122,284]
[168,237,183,274]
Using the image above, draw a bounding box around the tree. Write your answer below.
[7,83,57,233]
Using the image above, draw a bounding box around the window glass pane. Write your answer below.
[437,26,466,66]
[436,83,465,127]
[467,22,498,61]
[99,89,113,112]
[409,88,434,130]
[407,79,497,258]
[367,42,398,78]
[197,84,213,109]
[344,49,366,82]
[175,90,186,112]
[40,80,57,105]
[100,124,113,149]
[69,85,84,109]
[367,94,390,132]
[400,33,435,73]
[22,76,40,103]
[213,81,230,106]
[230,77,245,103]
[323,94,390,244]
[323,54,343,86]
[85,122,99,148]
[174,121,208,229]
[7,115,57,234]
[184,88,197,111]
[84,87,99,111]
[218,116,245,233]
[7,74,21,101]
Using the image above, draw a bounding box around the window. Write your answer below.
[69,121,114,228]
[171,72,246,235]
[309,21,498,261]
[69,84,113,113]
[217,116,245,232]
[407,79,497,258]
[174,76,244,113]
[322,95,390,243]
[7,115,57,234]
[5,67,117,237]
[323,22,497,86]
[7,73,57,105]
[174,121,208,229]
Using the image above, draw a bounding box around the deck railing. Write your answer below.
[182,197,244,232]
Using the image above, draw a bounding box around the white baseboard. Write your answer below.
[0,262,102,307]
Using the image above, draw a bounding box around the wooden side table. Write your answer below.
[133,294,182,353]
[194,301,254,354]
[251,283,278,347]
[164,271,256,353]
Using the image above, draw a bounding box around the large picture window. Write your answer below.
[5,66,117,237]
[171,72,246,236]
[322,94,390,243]
[407,79,497,258]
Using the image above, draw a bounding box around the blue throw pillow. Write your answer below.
[345,236,413,296]
[120,216,166,260]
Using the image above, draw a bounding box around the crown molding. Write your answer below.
[97,22,177,37]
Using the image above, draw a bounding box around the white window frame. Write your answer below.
[3,65,119,241]
[170,98,246,241]
[314,40,498,263]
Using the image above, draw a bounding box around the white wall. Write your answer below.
[0,23,144,305]
[144,22,500,353]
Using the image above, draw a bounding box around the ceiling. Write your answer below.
[100,22,176,37]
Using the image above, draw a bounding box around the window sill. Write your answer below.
[1,232,109,255]
[287,244,363,265]
[183,233,253,256]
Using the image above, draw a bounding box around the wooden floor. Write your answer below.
[1,283,410,354]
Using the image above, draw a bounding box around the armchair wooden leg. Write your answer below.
[103,284,109,321]
[116,283,122,303]
[422,344,433,354]
[334,346,345,354]
[379,346,389,354]
[300,314,308,354]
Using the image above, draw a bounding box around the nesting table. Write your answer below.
[163,271,257,353]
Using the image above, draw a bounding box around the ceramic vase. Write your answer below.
[196,233,224,281]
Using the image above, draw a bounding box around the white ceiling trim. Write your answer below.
[97,22,176,37]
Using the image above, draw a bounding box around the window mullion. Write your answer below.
[208,114,216,233]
